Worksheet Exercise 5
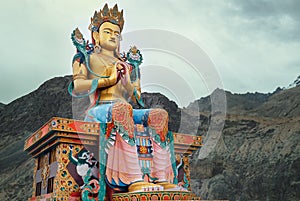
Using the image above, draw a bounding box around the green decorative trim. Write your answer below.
[71,29,109,79]
[68,147,78,165]
[128,62,140,83]
[114,121,135,146]
[133,87,145,107]
[167,131,178,184]
[151,128,167,149]
[82,169,96,201]
[68,79,98,98]
[141,167,158,182]
[98,123,108,201]
[72,52,85,65]
[128,138,135,146]
[183,172,189,189]
[141,167,151,175]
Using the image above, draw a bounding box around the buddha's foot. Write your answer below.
[128,181,162,192]
[155,181,188,191]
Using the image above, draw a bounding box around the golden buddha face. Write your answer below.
[93,22,121,51]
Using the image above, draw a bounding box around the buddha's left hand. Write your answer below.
[116,63,127,85]
[116,62,133,87]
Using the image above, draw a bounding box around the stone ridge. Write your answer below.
[0,102,5,111]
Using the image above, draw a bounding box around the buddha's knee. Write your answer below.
[111,102,134,137]
[112,102,133,117]
[149,108,169,123]
[148,109,169,138]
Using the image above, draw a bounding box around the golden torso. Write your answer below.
[72,22,135,103]
[89,53,129,102]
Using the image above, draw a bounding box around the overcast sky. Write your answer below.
[0,0,299,107]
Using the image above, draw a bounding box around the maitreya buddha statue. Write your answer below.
[69,3,183,200]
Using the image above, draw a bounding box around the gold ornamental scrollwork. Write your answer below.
[41,154,50,189]
[41,164,50,189]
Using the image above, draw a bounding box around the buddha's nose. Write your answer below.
[110,36,116,42]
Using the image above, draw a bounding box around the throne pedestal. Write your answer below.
[24,117,202,201]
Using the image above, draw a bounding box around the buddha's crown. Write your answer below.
[89,4,124,32]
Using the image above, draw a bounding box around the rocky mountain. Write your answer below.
[187,89,271,115]
[190,111,300,200]
[187,83,300,200]
[0,103,5,111]
[0,76,299,200]
[252,85,300,118]
[287,75,300,89]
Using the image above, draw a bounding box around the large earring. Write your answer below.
[94,40,101,54]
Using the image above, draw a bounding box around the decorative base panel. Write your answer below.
[112,191,199,200]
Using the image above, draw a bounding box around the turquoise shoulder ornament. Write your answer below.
[71,27,109,79]
[126,46,145,107]
[126,46,143,82]
[68,28,109,98]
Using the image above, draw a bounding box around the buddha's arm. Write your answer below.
[72,61,118,93]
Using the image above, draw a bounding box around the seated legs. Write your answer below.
[85,102,176,192]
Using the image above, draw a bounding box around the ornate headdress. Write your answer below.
[89,4,124,32]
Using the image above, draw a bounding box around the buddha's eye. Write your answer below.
[104,30,111,34]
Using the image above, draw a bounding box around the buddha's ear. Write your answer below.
[92,31,99,41]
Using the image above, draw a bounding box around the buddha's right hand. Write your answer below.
[97,64,118,88]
